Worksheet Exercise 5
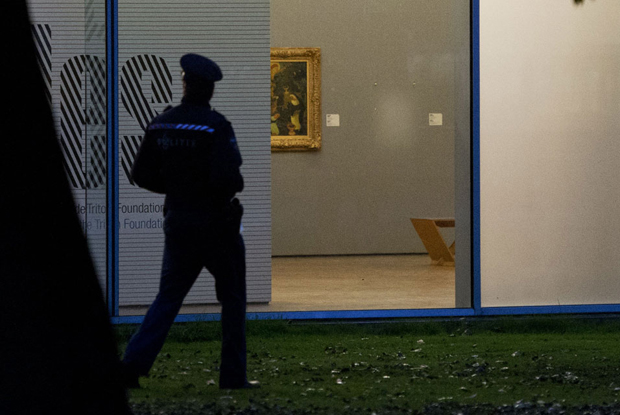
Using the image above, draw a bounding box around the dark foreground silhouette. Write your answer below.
[0,1,131,414]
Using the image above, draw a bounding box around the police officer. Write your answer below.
[121,53,254,390]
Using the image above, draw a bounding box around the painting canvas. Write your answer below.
[271,61,308,137]
[271,48,321,151]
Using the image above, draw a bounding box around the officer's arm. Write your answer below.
[130,132,166,193]
[211,122,244,194]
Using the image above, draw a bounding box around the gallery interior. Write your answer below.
[266,0,470,312]
[115,0,472,316]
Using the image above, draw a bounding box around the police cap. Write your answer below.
[180,53,223,82]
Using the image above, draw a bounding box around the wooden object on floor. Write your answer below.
[410,218,455,266]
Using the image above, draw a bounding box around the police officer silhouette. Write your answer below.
[121,53,255,389]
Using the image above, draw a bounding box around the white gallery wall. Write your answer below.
[480,0,620,306]
[271,0,467,256]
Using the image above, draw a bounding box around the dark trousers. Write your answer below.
[123,209,247,387]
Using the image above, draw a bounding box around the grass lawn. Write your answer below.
[116,315,620,414]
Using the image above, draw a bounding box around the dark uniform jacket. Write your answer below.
[131,99,244,211]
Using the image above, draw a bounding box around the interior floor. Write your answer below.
[120,254,455,315]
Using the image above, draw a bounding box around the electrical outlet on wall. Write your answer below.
[326,114,340,127]
[429,113,443,126]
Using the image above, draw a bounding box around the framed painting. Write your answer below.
[270,47,321,151]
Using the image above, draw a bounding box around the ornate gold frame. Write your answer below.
[270,47,321,151]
